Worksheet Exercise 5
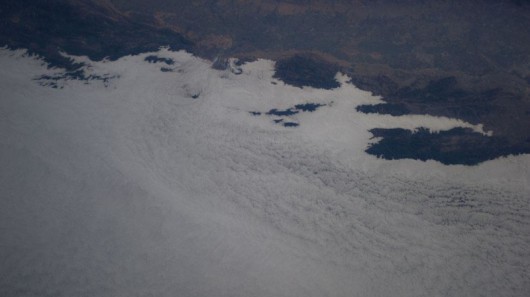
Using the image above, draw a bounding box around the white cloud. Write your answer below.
[0,48,529,297]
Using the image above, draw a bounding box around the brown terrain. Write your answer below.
[2,0,530,163]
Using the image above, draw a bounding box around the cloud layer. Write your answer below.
[1,48,529,297]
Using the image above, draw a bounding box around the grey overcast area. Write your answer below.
[1,1,529,296]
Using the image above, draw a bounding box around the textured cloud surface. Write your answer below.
[1,48,529,297]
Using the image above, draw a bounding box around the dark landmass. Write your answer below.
[273,55,340,89]
[144,55,174,65]
[211,57,243,74]
[266,103,325,117]
[294,103,325,112]
[253,103,325,127]
[0,0,192,70]
[382,77,501,125]
[35,68,118,88]
[267,108,299,117]
[211,58,231,71]
[367,128,530,165]
[356,103,410,116]
[2,0,530,164]
[356,77,501,119]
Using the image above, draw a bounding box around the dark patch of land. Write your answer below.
[211,57,244,74]
[258,103,325,127]
[35,69,118,88]
[367,128,530,165]
[294,103,325,112]
[266,103,324,117]
[377,77,501,124]
[273,55,340,89]
[0,0,192,70]
[144,55,174,65]
[356,103,410,116]
[211,58,230,71]
[267,108,299,117]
